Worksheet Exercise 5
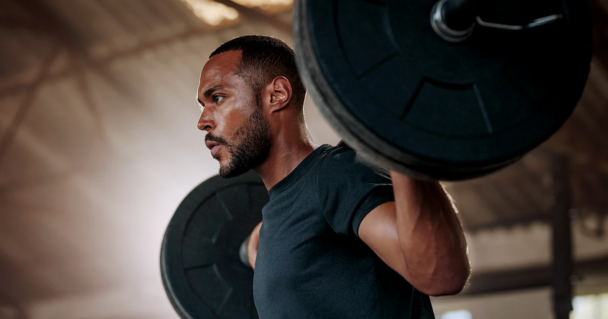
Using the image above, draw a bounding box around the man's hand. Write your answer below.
[247,222,262,269]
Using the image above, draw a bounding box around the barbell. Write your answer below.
[294,0,591,181]
[161,0,593,317]
[161,172,265,319]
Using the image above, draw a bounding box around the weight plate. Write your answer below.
[161,171,267,319]
[294,0,592,180]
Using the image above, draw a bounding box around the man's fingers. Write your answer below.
[247,222,262,269]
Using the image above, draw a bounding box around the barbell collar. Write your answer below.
[431,0,475,43]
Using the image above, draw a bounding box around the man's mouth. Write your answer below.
[205,140,222,157]
[210,144,220,157]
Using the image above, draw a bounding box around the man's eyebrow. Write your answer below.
[203,85,224,98]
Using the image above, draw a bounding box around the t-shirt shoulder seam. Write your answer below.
[316,146,345,229]
[314,149,328,218]
[317,147,368,236]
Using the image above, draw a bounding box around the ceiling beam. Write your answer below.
[542,142,608,176]
[0,2,293,97]
[462,255,608,296]
[0,24,210,97]
[212,0,292,36]
[464,214,548,233]
[0,43,62,167]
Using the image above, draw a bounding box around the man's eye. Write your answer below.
[214,95,224,103]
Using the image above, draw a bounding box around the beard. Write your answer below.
[206,107,272,178]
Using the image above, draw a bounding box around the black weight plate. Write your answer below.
[294,0,592,180]
[161,171,267,319]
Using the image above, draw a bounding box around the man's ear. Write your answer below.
[265,76,293,113]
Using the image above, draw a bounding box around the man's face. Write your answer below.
[197,51,272,178]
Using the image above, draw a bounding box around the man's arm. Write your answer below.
[358,171,470,296]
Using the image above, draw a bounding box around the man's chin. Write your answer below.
[219,163,250,179]
[219,170,250,179]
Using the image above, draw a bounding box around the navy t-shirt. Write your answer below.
[253,144,435,318]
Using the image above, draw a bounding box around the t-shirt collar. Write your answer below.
[267,144,329,198]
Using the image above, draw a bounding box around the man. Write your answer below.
[197,35,469,318]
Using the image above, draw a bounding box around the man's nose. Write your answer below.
[197,108,214,132]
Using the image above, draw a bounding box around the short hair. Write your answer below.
[209,35,307,112]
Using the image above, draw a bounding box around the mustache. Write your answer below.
[205,133,228,146]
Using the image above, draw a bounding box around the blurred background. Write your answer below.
[0,0,607,318]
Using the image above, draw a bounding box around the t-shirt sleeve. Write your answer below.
[316,147,394,237]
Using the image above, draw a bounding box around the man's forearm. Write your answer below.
[390,171,469,296]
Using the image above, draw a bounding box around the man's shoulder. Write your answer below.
[317,143,356,164]
[316,143,389,179]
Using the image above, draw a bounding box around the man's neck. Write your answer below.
[254,135,317,191]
